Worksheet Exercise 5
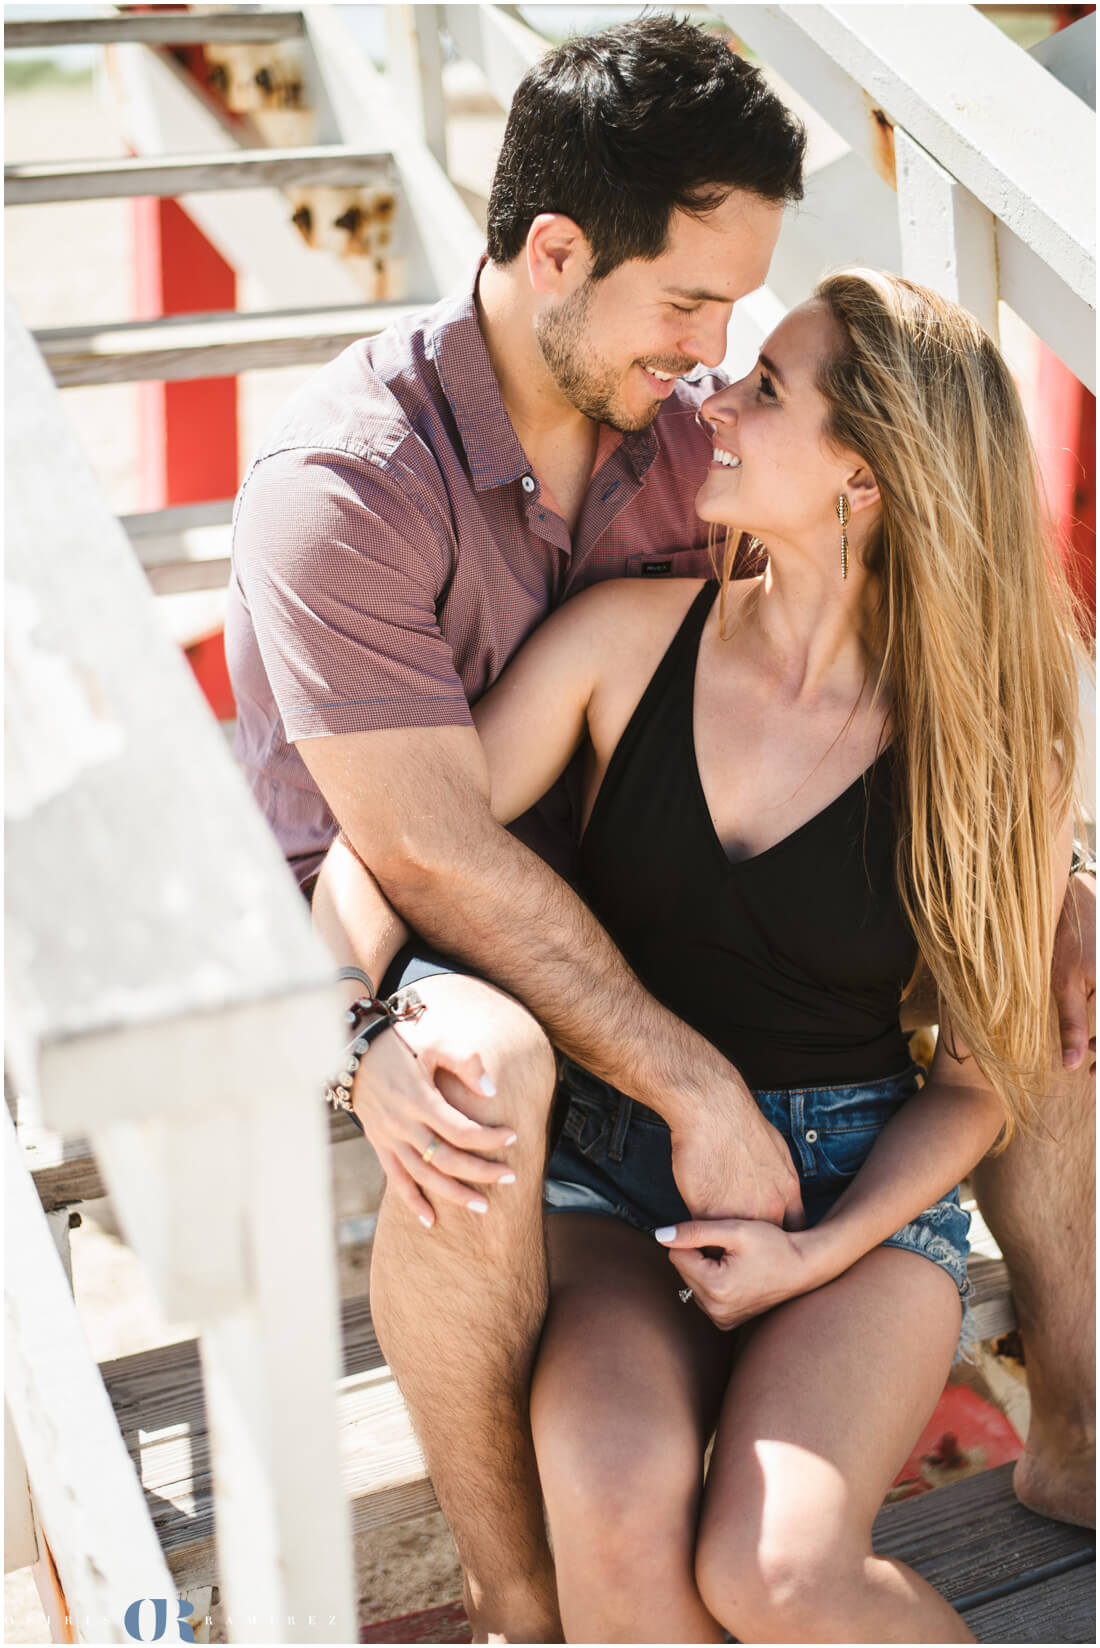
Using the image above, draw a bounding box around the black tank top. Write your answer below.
[579,581,918,1089]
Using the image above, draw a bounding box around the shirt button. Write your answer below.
[804,1128,819,1143]
[521,475,536,493]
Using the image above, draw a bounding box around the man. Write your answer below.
[228,17,1095,1640]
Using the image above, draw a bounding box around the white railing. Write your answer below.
[396,3,1095,391]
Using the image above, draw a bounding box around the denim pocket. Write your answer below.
[558,1062,631,1163]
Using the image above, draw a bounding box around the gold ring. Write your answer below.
[421,1134,441,1165]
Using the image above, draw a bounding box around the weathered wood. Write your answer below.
[5,299,342,1128]
[388,7,448,171]
[714,5,1094,306]
[4,1112,181,1639]
[100,1294,436,1592]
[966,1254,1015,1342]
[4,12,304,49]
[963,1560,1096,1643]
[5,146,394,207]
[873,1460,1095,1608]
[23,1108,364,1213]
[34,300,420,386]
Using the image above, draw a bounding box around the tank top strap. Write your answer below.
[584,578,719,846]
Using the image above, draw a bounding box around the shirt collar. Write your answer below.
[430,260,664,494]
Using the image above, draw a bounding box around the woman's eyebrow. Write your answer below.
[759,351,787,388]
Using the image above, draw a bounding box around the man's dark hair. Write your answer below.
[486,15,806,278]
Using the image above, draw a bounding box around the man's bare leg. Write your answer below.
[369,974,562,1643]
[970,1047,1096,1527]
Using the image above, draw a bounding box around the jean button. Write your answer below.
[804,1128,819,1143]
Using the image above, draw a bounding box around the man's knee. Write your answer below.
[420,973,557,1141]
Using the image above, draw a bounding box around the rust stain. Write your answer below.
[864,94,897,191]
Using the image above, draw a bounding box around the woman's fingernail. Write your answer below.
[480,1074,497,1096]
[505,1131,518,1146]
[419,1214,433,1230]
[654,1226,677,1243]
[468,1198,489,1214]
[498,1172,517,1185]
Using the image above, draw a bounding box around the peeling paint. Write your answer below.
[864,95,898,190]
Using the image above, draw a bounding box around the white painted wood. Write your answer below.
[34,300,420,387]
[996,221,1096,394]
[194,1085,357,1641]
[895,129,999,339]
[766,150,901,311]
[5,12,304,49]
[5,147,394,206]
[4,1111,183,1641]
[387,5,448,171]
[123,501,235,538]
[304,5,484,299]
[4,1402,39,1573]
[441,2,548,113]
[45,1207,74,1292]
[179,1589,214,1647]
[5,299,343,1133]
[107,42,386,308]
[715,6,1094,307]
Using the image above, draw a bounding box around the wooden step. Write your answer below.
[4,12,304,50]
[99,1294,437,1592]
[33,301,422,386]
[21,1108,363,1212]
[5,146,393,207]
[872,1461,1095,1641]
[123,502,234,596]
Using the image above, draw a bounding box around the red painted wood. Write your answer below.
[890,1383,1023,1502]
[1036,350,1096,635]
[360,1601,471,1643]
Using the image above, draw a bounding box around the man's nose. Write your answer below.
[681,305,732,370]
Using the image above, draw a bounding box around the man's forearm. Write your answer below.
[367,815,749,1124]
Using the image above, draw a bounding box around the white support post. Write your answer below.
[386,5,448,172]
[4,1402,39,1573]
[895,128,999,340]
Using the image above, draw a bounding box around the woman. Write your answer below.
[458,269,1082,1642]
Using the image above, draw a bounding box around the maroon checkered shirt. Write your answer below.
[226,264,724,885]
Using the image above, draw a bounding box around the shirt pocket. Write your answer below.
[624,546,715,579]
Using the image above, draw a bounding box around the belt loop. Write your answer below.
[609,1092,633,1162]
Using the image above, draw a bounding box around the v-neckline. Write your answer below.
[687,591,890,870]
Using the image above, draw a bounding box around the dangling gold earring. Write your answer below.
[837,494,850,580]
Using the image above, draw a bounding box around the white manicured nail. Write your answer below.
[654,1226,677,1243]
[505,1131,518,1146]
[498,1172,517,1185]
[419,1215,433,1229]
[480,1074,497,1096]
[468,1198,489,1214]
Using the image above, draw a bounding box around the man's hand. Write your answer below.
[667,1098,804,1228]
[1052,872,1097,1074]
[351,1021,519,1230]
[655,1217,817,1330]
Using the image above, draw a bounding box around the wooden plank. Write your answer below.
[440,2,548,113]
[4,1112,179,1639]
[34,300,421,386]
[4,1402,38,1573]
[137,523,232,597]
[966,1254,1015,1341]
[100,1294,437,1593]
[714,5,1094,305]
[996,219,1096,394]
[964,1560,1095,1643]
[895,129,999,341]
[23,1109,364,1214]
[5,146,394,207]
[122,501,235,537]
[4,12,304,49]
[872,1461,1094,1605]
[5,298,342,1131]
[387,6,449,171]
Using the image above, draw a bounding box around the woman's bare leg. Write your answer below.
[696,1246,973,1644]
[531,1213,733,1643]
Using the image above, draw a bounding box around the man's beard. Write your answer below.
[535,279,661,434]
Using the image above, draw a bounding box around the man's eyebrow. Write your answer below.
[664,284,734,304]
[758,351,787,388]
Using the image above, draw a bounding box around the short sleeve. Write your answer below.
[232,445,473,740]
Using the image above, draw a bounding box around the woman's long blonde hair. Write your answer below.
[724,269,1085,1139]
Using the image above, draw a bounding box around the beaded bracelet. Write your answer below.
[323,985,425,1113]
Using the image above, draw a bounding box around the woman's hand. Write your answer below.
[655,1217,821,1330]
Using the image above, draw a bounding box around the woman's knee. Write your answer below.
[696,1507,857,1640]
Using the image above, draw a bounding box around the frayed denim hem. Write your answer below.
[881,1194,973,1363]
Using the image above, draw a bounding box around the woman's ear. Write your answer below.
[526,214,591,295]
[845,462,881,516]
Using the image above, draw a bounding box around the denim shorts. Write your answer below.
[545,1059,974,1354]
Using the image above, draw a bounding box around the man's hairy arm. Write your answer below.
[298,721,803,1225]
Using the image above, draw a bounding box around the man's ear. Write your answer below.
[526,214,591,295]
[845,462,880,516]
